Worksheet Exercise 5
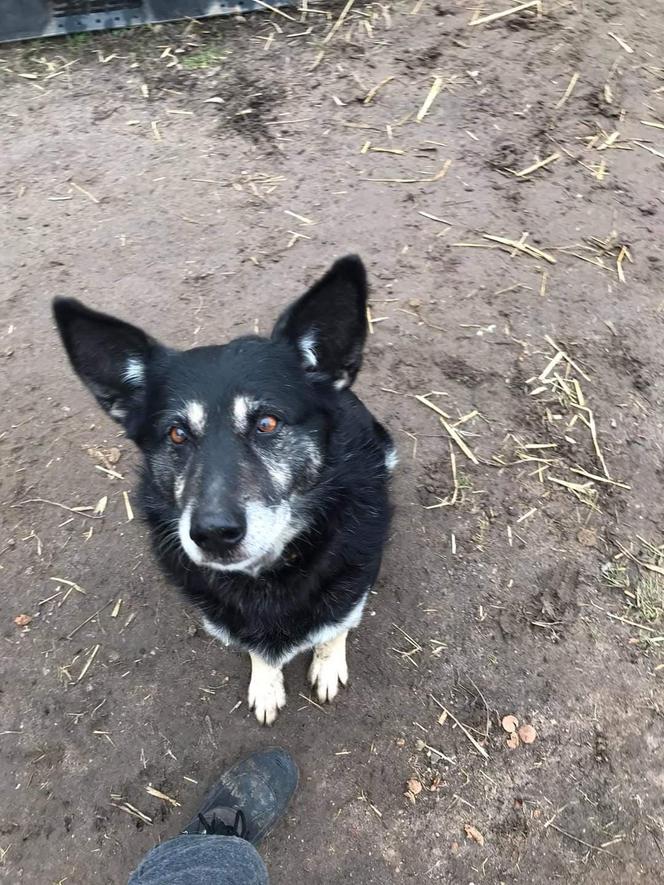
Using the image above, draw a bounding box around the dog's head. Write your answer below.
[53,256,368,576]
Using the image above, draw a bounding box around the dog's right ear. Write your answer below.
[53,298,159,431]
[271,255,368,389]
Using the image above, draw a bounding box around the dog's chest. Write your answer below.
[202,590,368,665]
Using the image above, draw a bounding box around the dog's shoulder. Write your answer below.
[335,389,396,473]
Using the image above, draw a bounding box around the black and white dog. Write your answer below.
[54,256,395,724]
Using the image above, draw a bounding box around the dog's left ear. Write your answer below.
[272,255,368,389]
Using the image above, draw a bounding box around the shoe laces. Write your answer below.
[196,808,247,838]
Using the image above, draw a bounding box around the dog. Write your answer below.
[53,256,395,724]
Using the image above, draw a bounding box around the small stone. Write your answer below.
[518,724,537,744]
[577,527,597,547]
[501,714,519,733]
[406,777,422,796]
[106,446,122,465]
[464,823,485,846]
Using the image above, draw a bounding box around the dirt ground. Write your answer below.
[1,1,664,882]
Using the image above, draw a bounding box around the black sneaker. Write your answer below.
[181,748,298,845]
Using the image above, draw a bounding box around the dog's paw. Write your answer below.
[309,644,348,704]
[248,667,286,726]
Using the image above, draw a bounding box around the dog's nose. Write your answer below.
[190,510,246,554]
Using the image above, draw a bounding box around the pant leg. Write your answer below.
[128,834,269,885]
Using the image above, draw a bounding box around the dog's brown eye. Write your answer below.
[168,425,188,445]
[256,415,279,434]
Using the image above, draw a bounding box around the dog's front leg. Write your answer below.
[309,631,348,703]
[248,653,286,726]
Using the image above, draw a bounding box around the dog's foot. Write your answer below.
[309,631,348,704]
[248,654,286,726]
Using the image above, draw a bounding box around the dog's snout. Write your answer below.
[190,508,246,554]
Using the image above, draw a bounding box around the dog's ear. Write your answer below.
[272,255,368,388]
[53,298,159,431]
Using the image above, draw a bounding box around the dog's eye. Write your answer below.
[168,425,188,445]
[256,415,279,434]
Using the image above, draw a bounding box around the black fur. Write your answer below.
[53,256,393,682]
[145,393,390,662]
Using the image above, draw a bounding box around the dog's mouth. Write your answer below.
[178,501,301,577]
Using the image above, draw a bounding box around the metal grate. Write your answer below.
[0,0,293,43]
[52,1,141,16]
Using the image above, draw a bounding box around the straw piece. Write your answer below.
[555,72,579,108]
[415,395,479,464]
[252,0,299,20]
[76,644,100,683]
[363,76,395,104]
[512,152,560,177]
[146,786,181,807]
[483,234,556,264]
[322,0,356,44]
[417,76,444,123]
[607,32,633,53]
[469,1,540,27]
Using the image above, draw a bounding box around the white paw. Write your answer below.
[309,646,348,704]
[248,667,286,726]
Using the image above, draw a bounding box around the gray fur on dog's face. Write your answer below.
[138,338,330,576]
[53,256,369,577]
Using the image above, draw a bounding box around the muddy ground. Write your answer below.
[1,2,663,883]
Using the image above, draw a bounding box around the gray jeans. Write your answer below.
[128,834,269,884]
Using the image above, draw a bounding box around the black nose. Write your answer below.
[190,510,246,555]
